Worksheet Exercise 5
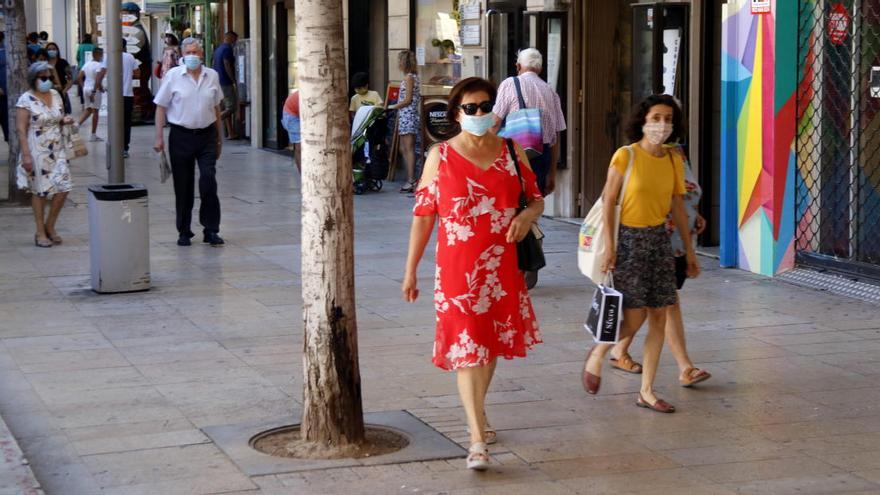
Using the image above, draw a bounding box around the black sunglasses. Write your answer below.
[459,101,494,116]
[37,75,52,82]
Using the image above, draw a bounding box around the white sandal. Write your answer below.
[466,413,497,445]
[466,442,490,471]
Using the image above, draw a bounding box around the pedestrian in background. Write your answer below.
[349,71,383,121]
[212,31,239,139]
[75,33,95,69]
[386,50,420,193]
[492,48,566,197]
[76,47,106,141]
[403,77,544,471]
[159,33,181,79]
[75,33,95,106]
[609,144,712,387]
[121,39,141,158]
[581,94,700,414]
[27,32,42,60]
[45,42,72,114]
[16,62,75,247]
[281,88,301,171]
[153,37,225,247]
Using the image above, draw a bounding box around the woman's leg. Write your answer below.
[585,307,647,377]
[31,195,48,241]
[399,134,415,185]
[457,364,494,444]
[77,107,91,126]
[91,110,99,135]
[45,192,67,238]
[639,307,668,404]
[293,143,302,173]
[665,294,694,374]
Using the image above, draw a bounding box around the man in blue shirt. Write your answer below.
[0,31,7,141]
[212,31,238,139]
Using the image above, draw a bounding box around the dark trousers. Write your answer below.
[169,124,221,236]
[528,144,553,196]
[0,95,7,141]
[123,96,134,151]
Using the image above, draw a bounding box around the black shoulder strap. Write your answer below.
[512,77,527,110]
[505,139,527,208]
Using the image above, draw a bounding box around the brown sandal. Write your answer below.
[679,367,711,387]
[610,353,643,374]
[581,346,601,395]
[636,394,676,413]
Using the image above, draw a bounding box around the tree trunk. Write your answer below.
[88,0,101,42]
[2,0,30,204]
[295,0,365,452]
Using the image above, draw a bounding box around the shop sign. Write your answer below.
[751,0,771,14]
[459,1,481,21]
[828,3,851,46]
[423,99,456,143]
[461,24,481,46]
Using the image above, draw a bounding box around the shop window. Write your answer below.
[415,0,463,87]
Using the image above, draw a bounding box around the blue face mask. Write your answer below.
[459,112,496,137]
[37,78,53,93]
[47,50,58,59]
[183,55,201,70]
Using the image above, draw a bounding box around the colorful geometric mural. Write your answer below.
[720,0,797,275]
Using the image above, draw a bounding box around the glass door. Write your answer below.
[631,3,689,107]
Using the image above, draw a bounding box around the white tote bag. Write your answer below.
[578,146,634,284]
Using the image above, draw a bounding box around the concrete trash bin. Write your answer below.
[87,184,151,293]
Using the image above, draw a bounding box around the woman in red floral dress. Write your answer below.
[402,78,544,471]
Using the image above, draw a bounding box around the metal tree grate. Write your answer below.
[796,0,880,275]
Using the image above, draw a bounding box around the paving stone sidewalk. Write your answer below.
[1,125,880,494]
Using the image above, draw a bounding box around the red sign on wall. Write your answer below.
[828,3,851,46]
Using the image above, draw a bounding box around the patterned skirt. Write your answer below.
[615,224,677,309]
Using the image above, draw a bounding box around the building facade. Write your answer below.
[18,0,880,281]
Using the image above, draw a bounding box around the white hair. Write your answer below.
[517,48,543,71]
[180,37,203,52]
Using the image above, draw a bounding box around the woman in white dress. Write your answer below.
[17,62,76,247]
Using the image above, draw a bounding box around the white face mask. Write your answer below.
[642,122,673,145]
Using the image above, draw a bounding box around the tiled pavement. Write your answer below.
[0,125,879,494]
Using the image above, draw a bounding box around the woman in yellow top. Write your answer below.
[581,94,700,413]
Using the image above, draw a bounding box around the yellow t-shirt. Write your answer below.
[349,90,384,112]
[610,144,686,228]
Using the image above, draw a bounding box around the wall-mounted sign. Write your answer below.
[461,24,481,46]
[460,1,481,21]
[828,3,851,46]
[751,0,771,14]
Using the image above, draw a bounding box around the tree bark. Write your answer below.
[88,0,101,42]
[2,0,30,204]
[295,0,365,451]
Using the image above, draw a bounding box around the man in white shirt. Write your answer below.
[121,39,141,158]
[153,37,225,246]
[76,47,106,141]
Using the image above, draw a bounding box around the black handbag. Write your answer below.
[505,139,546,272]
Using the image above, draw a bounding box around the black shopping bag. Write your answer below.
[584,280,623,343]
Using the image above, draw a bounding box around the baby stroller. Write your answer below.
[350,105,389,194]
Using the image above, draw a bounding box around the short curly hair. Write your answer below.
[445,77,497,124]
[624,94,685,143]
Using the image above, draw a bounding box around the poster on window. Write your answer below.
[662,29,681,95]
[546,21,562,92]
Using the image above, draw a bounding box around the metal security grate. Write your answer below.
[796,0,880,279]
